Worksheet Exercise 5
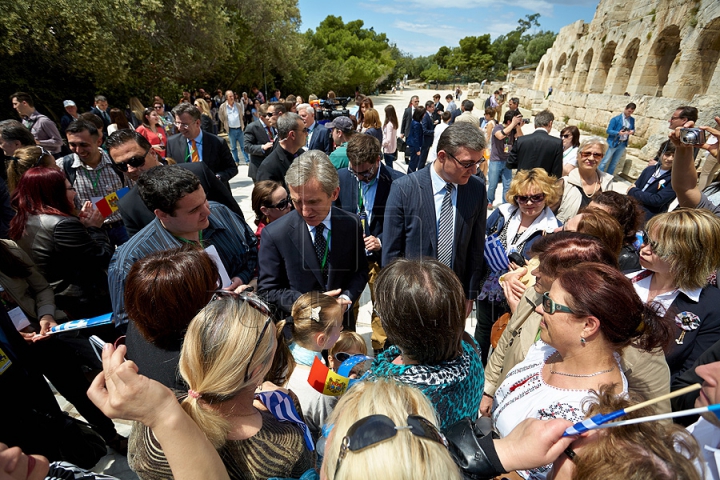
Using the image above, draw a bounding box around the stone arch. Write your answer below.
[609,38,641,95]
[697,18,720,95]
[637,25,681,96]
[545,60,553,91]
[563,51,579,90]
[555,53,567,73]
[573,48,594,92]
[536,62,545,89]
[555,53,567,91]
[588,41,617,93]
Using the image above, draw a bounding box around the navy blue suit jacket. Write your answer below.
[307,123,333,155]
[166,131,238,192]
[257,208,369,328]
[334,164,404,263]
[382,166,487,299]
[628,164,675,223]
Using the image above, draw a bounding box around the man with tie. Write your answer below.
[244,103,278,181]
[255,113,307,185]
[383,122,487,317]
[335,134,403,352]
[165,103,237,192]
[297,103,332,154]
[258,150,368,330]
[90,95,112,137]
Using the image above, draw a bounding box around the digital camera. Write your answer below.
[679,128,706,145]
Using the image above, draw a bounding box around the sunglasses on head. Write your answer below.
[542,292,574,315]
[115,148,150,171]
[335,414,447,474]
[515,193,545,204]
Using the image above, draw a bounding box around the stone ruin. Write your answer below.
[509,0,720,179]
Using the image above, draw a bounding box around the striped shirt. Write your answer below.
[108,202,258,325]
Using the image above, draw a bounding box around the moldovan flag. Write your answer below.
[307,357,350,396]
[95,187,129,218]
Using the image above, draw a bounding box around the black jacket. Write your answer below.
[166,131,238,192]
[506,129,563,178]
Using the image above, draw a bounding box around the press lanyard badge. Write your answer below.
[359,211,367,232]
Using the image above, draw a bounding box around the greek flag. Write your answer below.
[255,390,315,451]
[484,233,509,273]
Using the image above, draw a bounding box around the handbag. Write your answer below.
[396,136,406,154]
[490,312,511,349]
[445,417,506,480]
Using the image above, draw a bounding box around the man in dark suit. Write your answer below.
[419,100,436,170]
[383,122,487,316]
[258,150,369,330]
[244,103,277,181]
[298,103,332,154]
[165,104,238,192]
[400,95,419,139]
[90,95,111,137]
[335,134,403,351]
[255,113,307,185]
[506,109,563,178]
[106,129,243,236]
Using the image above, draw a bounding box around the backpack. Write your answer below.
[484,96,492,109]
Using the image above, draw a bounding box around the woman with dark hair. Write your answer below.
[406,106,425,173]
[627,140,677,223]
[125,246,218,391]
[482,232,671,419]
[368,258,484,431]
[492,262,673,479]
[560,126,580,176]
[107,108,132,136]
[382,105,399,169]
[250,180,291,247]
[8,168,112,319]
[589,190,644,272]
[136,107,168,158]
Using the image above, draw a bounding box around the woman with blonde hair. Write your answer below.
[128,96,145,128]
[361,107,383,144]
[194,98,216,134]
[476,168,561,364]
[128,294,314,479]
[555,137,615,223]
[6,146,58,192]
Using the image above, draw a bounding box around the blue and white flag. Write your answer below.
[48,313,113,334]
[256,390,315,451]
[484,232,509,273]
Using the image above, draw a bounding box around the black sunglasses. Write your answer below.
[641,231,659,252]
[115,148,150,172]
[210,290,274,382]
[265,195,292,210]
[336,414,447,474]
[514,193,545,204]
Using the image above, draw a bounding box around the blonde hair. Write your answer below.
[577,136,609,157]
[194,98,212,117]
[323,380,461,480]
[329,332,367,358]
[646,208,720,290]
[505,167,560,207]
[178,296,276,447]
[7,146,57,192]
[362,108,381,129]
[289,292,342,348]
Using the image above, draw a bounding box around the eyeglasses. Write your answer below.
[669,116,682,121]
[265,195,292,210]
[580,151,604,160]
[333,352,359,363]
[347,164,377,180]
[66,186,76,191]
[115,148,150,172]
[542,292,575,315]
[154,105,163,110]
[209,290,274,383]
[515,193,545,204]
[335,414,448,474]
[641,231,659,252]
[446,151,484,169]
[561,134,572,139]
[174,121,194,129]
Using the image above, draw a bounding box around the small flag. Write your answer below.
[95,187,129,218]
[307,355,372,396]
[48,313,113,334]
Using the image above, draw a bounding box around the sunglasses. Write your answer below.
[335,414,447,474]
[641,231,659,252]
[265,112,279,118]
[580,151,604,160]
[542,292,574,315]
[347,164,376,180]
[561,134,572,139]
[515,193,545,204]
[209,290,274,382]
[446,151,484,169]
[115,148,150,171]
[265,195,292,210]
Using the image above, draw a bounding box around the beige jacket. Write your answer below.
[217,100,244,134]
[484,288,672,414]
[555,168,616,223]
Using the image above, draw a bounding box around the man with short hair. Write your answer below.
[60,100,80,137]
[298,103,332,154]
[90,95,112,136]
[433,94,444,116]
[255,113,307,184]
[327,116,356,169]
[217,90,249,165]
[258,151,369,330]
[58,119,130,246]
[446,94,457,113]
[251,86,265,104]
[419,100,436,169]
[454,100,480,128]
[507,109,562,178]
[166,104,238,192]
[270,89,282,103]
[244,103,277,181]
[10,92,63,156]
[335,134,403,350]
[106,129,242,236]
[400,96,419,139]
[598,103,636,176]
[108,165,257,327]
[0,120,35,159]
[383,123,488,316]
[507,97,520,113]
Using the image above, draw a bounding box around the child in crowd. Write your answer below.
[285,292,344,440]
[328,331,369,379]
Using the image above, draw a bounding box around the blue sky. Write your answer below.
[298,0,600,57]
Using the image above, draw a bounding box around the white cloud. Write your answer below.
[358,2,405,14]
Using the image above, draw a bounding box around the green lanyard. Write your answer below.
[81,166,103,195]
[357,182,364,214]
[174,230,203,246]
[320,230,331,269]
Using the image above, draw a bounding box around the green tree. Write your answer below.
[525,31,557,64]
[420,65,451,83]
[508,45,527,68]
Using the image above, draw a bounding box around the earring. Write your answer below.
[580,337,586,345]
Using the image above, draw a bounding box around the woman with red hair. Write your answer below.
[9,167,113,319]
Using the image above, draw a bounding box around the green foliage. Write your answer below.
[420,65,451,83]
[525,32,557,64]
[508,45,527,68]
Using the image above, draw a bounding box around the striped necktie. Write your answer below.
[190,139,200,162]
[437,183,455,267]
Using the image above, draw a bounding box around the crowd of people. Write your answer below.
[2,84,720,480]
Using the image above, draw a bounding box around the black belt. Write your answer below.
[229,127,242,130]
[102,219,125,229]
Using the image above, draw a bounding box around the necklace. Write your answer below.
[549,352,615,377]
[581,172,601,198]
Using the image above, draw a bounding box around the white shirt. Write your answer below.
[627,270,701,315]
[429,163,457,236]
[687,417,720,480]
[428,123,450,164]
[226,102,241,129]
